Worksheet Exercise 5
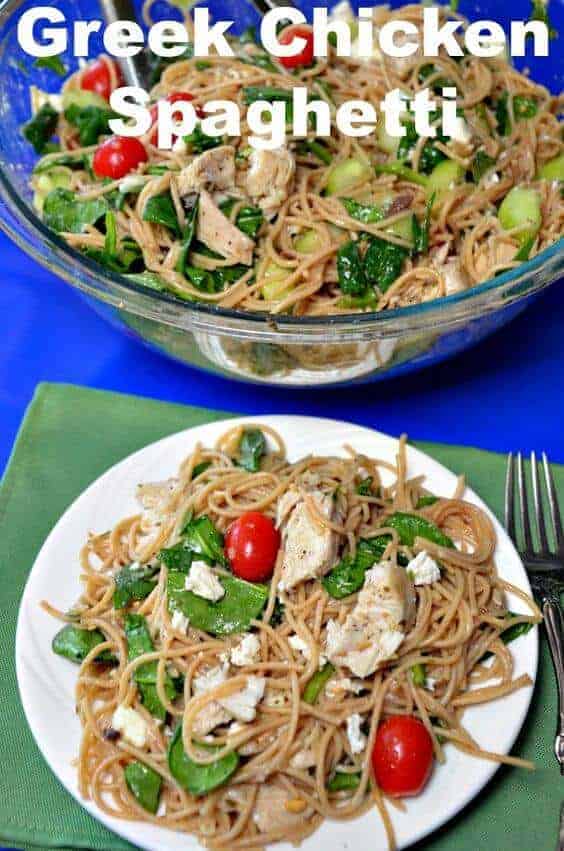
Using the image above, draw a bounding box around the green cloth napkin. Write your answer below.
[0,382,561,851]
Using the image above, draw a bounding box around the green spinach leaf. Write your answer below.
[43,188,107,234]
[168,726,239,796]
[23,104,59,154]
[238,428,266,473]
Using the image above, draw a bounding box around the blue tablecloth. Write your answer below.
[2,231,564,473]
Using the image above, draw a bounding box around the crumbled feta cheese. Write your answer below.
[230,634,261,667]
[118,175,147,194]
[184,561,225,602]
[326,677,366,699]
[406,552,441,586]
[484,171,500,188]
[156,800,167,817]
[449,116,473,145]
[346,714,367,754]
[111,705,149,749]
[288,633,327,669]
[171,609,189,634]
[290,749,316,769]
[227,721,246,735]
[425,676,437,692]
[172,136,188,155]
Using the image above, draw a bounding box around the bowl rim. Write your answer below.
[0,0,562,332]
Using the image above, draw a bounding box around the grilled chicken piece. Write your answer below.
[277,487,340,592]
[191,667,266,735]
[176,145,236,195]
[326,562,416,678]
[253,783,312,834]
[197,189,254,265]
[246,148,295,218]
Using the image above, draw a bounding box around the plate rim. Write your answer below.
[15,414,539,851]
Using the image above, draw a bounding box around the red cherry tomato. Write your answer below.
[92,136,148,180]
[81,58,124,102]
[372,716,434,798]
[225,512,280,583]
[149,92,204,146]
[278,24,315,69]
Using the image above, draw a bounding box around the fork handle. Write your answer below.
[543,599,564,775]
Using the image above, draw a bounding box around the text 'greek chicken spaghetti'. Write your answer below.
[24,2,563,315]
[45,423,541,850]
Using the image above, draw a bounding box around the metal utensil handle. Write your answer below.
[98,0,149,89]
[557,801,564,851]
[543,599,564,775]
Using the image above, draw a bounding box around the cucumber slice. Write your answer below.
[498,187,542,246]
[426,160,465,200]
[33,166,72,213]
[62,88,108,111]
[326,158,371,196]
[385,214,413,244]
[261,262,294,301]
[538,154,564,182]
[376,119,400,155]
[294,229,322,254]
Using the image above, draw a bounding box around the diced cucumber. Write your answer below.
[376,118,400,155]
[538,154,564,182]
[326,158,371,196]
[294,229,322,254]
[33,166,72,213]
[62,88,108,111]
[261,262,294,301]
[426,160,465,201]
[498,187,542,245]
[385,214,413,244]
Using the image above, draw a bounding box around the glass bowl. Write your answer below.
[0,0,562,387]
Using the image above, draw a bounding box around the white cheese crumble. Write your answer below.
[406,551,441,586]
[449,116,473,145]
[184,561,225,602]
[111,705,149,749]
[346,714,367,754]
[230,634,261,667]
[118,175,147,194]
[326,677,366,699]
[288,633,328,669]
[171,609,189,634]
[192,666,265,723]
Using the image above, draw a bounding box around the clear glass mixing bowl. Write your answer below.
[0,0,562,386]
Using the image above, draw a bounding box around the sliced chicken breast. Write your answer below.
[253,783,312,834]
[176,145,236,195]
[197,189,254,265]
[277,487,340,592]
[246,148,295,218]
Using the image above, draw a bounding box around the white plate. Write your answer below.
[16,416,538,851]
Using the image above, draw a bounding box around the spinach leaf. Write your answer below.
[52,624,116,664]
[415,495,439,509]
[142,192,181,236]
[298,139,332,165]
[327,772,361,792]
[149,44,194,87]
[113,562,159,609]
[472,150,497,183]
[268,597,285,628]
[241,50,279,74]
[338,291,379,310]
[175,194,199,277]
[126,271,169,292]
[43,188,107,234]
[83,238,142,273]
[322,537,390,599]
[124,762,162,814]
[168,726,239,796]
[337,240,368,296]
[418,63,452,93]
[159,541,194,572]
[363,237,408,293]
[33,152,88,174]
[33,56,67,76]
[513,95,538,120]
[303,663,335,704]
[495,93,511,136]
[182,514,227,566]
[356,476,374,496]
[397,118,447,175]
[167,569,269,636]
[183,125,223,154]
[192,460,212,479]
[514,235,536,262]
[23,104,59,154]
[384,512,455,549]
[238,428,266,473]
[235,206,263,238]
[125,613,176,720]
[65,103,115,146]
[341,198,385,224]
[481,612,535,661]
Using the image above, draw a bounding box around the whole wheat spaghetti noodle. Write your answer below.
[45,424,540,850]
[26,3,563,316]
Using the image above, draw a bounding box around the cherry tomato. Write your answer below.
[372,716,434,798]
[92,136,148,180]
[81,58,124,102]
[278,24,315,70]
[225,512,280,583]
[149,92,204,146]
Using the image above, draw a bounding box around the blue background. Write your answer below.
[2,229,564,473]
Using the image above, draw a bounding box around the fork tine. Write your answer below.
[542,453,564,554]
[531,452,549,555]
[505,453,516,541]
[517,453,533,553]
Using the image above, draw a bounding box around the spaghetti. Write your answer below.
[45,424,541,849]
[26,3,563,315]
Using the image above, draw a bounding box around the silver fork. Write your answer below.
[505,452,564,774]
